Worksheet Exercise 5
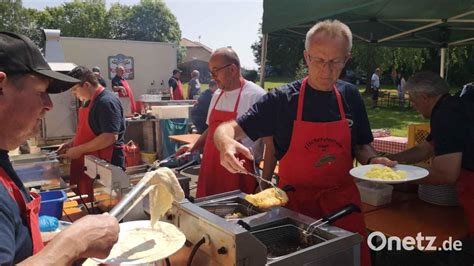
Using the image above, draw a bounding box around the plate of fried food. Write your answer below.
[350,164,429,184]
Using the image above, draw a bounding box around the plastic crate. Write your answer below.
[356,181,393,206]
[39,190,67,219]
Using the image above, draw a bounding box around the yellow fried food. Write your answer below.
[365,166,407,180]
[244,188,289,209]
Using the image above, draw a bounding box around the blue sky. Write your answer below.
[23,0,264,69]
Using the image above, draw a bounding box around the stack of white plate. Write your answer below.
[418,184,459,206]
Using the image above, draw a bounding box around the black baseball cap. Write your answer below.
[0,32,79,93]
[172,69,182,75]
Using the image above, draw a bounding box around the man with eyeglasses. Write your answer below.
[0,32,119,265]
[213,20,395,266]
[175,47,268,197]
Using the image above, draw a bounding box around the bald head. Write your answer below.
[211,47,240,69]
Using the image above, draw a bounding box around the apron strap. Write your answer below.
[211,78,246,112]
[297,77,346,121]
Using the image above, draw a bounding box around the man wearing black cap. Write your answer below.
[168,68,184,100]
[0,32,119,264]
[57,66,126,203]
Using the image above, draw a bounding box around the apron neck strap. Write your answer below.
[297,77,346,121]
[212,77,246,112]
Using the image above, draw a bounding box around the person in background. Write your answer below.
[213,20,397,266]
[58,66,126,203]
[92,66,107,89]
[0,31,118,265]
[112,65,137,115]
[190,80,218,133]
[387,71,474,243]
[396,71,406,106]
[188,70,201,100]
[176,47,269,197]
[168,68,184,100]
[371,67,381,108]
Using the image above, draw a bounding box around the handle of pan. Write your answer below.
[322,203,361,224]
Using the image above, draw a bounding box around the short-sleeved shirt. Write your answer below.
[371,73,380,89]
[168,77,178,90]
[98,76,107,89]
[87,89,126,166]
[111,75,124,90]
[188,78,201,100]
[0,150,33,264]
[426,94,474,171]
[237,79,373,160]
[190,89,214,133]
[207,80,266,159]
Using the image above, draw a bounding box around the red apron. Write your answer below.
[173,79,184,100]
[70,87,114,202]
[456,169,474,239]
[197,78,256,197]
[0,168,43,254]
[118,79,137,113]
[278,77,370,266]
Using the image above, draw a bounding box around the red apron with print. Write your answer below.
[0,168,43,254]
[197,78,256,197]
[173,79,185,100]
[70,87,114,202]
[278,77,371,266]
[456,169,474,239]
[118,79,137,113]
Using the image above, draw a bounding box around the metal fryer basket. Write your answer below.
[252,224,326,259]
[201,203,260,219]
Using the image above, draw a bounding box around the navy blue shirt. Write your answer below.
[237,80,373,160]
[0,150,33,265]
[426,94,474,171]
[87,89,126,167]
[190,89,214,133]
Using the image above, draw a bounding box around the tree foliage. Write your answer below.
[1,0,185,62]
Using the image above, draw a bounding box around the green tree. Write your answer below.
[252,30,304,77]
[123,0,185,62]
[0,1,42,45]
[37,1,109,39]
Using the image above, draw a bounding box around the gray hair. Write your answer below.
[305,19,352,52]
[405,71,449,97]
[191,70,200,78]
[212,47,241,69]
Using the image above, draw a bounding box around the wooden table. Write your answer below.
[169,134,200,145]
[364,194,468,247]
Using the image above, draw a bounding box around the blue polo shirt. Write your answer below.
[87,89,126,168]
[237,79,373,160]
[0,150,33,265]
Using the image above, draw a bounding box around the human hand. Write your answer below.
[56,141,72,155]
[60,146,83,160]
[219,140,253,174]
[121,88,128,96]
[369,156,397,167]
[66,214,119,259]
[175,144,191,156]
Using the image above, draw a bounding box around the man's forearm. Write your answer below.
[387,141,434,164]
[214,120,246,152]
[75,133,118,155]
[18,232,82,265]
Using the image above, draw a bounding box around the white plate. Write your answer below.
[93,220,185,265]
[350,164,429,184]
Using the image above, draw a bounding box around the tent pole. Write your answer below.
[259,33,268,89]
[440,47,446,78]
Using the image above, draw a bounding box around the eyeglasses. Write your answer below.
[307,55,347,70]
[210,63,233,77]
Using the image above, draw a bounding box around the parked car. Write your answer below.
[342,69,366,85]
